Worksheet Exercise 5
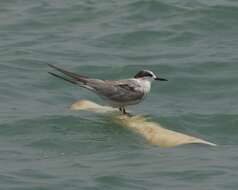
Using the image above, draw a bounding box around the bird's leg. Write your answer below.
[123,107,133,116]
[119,107,133,116]
[119,107,126,114]
[122,107,126,114]
[119,107,123,113]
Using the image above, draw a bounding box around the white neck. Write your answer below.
[137,77,152,94]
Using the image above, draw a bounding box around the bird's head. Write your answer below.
[134,70,168,82]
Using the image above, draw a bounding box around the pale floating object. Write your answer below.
[70,100,216,148]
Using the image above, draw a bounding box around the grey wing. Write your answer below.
[92,79,144,102]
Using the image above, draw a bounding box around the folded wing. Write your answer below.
[93,80,144,103]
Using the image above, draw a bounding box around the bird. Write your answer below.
[48,64,167,115]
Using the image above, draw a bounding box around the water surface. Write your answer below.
[0,0,238,189]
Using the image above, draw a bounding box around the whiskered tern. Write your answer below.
[48,64,167,114]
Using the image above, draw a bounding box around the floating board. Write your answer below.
[70,100,216,148]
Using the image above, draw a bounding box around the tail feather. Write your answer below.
[48,64,88,80]
[48,72,77,85]
[48,64,88,84]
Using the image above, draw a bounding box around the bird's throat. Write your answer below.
[141,79,151,94]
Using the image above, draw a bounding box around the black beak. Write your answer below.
[155,77,168,81]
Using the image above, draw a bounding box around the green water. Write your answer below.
[1,0,238,189]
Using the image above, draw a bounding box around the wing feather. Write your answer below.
[92,79,144,102]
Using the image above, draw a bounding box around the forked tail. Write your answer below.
[48,64,88,85]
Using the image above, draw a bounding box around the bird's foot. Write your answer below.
[119,107,133,117]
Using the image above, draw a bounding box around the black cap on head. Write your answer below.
[134,70,154,78]
[134,70,168,81]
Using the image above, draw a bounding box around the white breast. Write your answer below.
[133,78,151,95]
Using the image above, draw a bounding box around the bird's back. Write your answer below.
[83,78,146,106]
